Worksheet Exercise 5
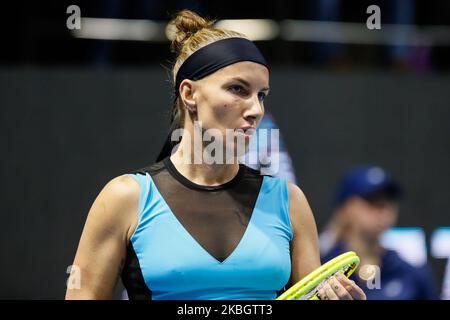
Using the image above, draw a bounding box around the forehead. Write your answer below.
[205,61,269,86]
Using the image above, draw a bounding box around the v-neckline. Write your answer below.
[151,159,264,265]
[168,200,259,265]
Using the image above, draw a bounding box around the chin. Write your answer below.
[233,143,250,158]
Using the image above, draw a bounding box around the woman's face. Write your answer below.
[186,61,269,161]
[340,196,399,239]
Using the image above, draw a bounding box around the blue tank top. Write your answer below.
[121,157,292,300]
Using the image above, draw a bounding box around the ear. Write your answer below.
[179,79,197,114]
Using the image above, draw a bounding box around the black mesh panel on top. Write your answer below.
[137,156,264,263]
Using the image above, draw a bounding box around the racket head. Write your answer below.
[276,251,360,300]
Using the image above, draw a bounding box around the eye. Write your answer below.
[258,92,267,102]
[228,84,246,95]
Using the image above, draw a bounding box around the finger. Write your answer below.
[335,272,367,300]
[317,287,326,300]
[315,281,326,300]
[335,271,356,287]
[335,272,366,299]
[322,282,339,300]
[328,276,353,300]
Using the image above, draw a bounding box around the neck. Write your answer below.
[170,131,240,187]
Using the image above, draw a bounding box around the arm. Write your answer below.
[286,182,366,300]
[286,182,321,287]
[65,175,139,299]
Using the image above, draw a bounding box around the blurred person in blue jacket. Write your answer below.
[320,165,438,299]
[442,260,450,300]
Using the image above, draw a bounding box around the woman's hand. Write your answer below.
[317,271,367,300]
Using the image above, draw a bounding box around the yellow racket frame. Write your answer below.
[277,251,360,300]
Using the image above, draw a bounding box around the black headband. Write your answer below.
[174,37,268,98]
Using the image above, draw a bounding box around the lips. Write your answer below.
[235,127,256,134]
[234,127,256,139]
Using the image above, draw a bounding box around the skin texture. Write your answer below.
[65,61,366,300]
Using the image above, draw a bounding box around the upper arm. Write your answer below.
[286,182,321,287]
[65,175,140,299]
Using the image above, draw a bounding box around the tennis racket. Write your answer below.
[276,251,360,300]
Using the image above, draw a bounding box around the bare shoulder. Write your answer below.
[100,175,140,205]
[286,182,316,235]
[86,174,140,241]
[96,175,140,215]
[287,182,310,216]
[287,182,307,204]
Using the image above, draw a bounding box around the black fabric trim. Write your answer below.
[130,159,166,176]
[163,156,246,192]
[130,157,274,180]
[121,242,152,300]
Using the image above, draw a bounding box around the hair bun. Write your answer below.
[170,10,214,53]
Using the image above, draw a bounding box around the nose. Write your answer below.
[243,94,264,124]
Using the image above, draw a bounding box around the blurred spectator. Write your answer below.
[442,260,450,299]
[320,165,439,299]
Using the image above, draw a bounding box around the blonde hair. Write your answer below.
[169,10,248,130]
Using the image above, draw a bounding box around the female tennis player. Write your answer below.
[65,10,366,300]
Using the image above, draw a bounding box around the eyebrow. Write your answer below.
[230,77,270,92]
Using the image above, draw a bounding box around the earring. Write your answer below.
[187,105,197,116]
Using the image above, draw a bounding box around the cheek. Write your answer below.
[348,207,377,228]
[199,87,241,128]
[210,101,240,128]
[380,211,397,227]
[347,203,367,220]
[213,103,230,120]
[358,214,377,228]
